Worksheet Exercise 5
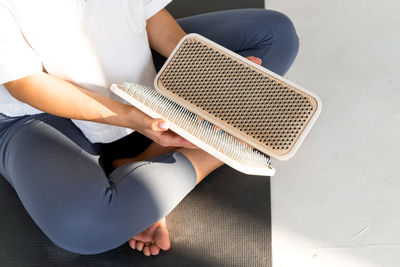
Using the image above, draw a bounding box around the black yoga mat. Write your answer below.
[0,166,271,267]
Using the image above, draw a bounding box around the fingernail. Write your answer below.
[255,57,262,65]
[158,121,168,130]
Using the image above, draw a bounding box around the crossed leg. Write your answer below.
[111,141,223,256]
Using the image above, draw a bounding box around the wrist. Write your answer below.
[123,105,152,132]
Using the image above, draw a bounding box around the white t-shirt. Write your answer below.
[0,0,172,143]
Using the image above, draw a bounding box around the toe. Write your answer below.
[129,238,136,250]
[150,244,160,256]
[136,241,144,251]
[143,245,151,256]
[132,231,153,243]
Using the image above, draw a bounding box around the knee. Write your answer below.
[258,9,299,55]
[45,213,114,255]
[36,193,129,255]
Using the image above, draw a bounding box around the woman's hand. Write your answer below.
[143,118,198,149]
[129,109,198,149]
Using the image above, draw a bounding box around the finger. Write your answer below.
[179,138,199,149]
[171,135,198,149]
[193,113,221,132]
[214,124,221,131]
[246,56,262,65]
[150,118,169,132]
[200,119,221,131]
[136,241,144,251]
[143,245,151,256]
[129,239,136,250]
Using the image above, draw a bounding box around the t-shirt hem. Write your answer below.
[144,0,173,20]
[71,119,135,144]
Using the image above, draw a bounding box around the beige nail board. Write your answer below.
[111,33,321,176]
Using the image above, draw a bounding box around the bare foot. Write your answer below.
[129,218,171,256]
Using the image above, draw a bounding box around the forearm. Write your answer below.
[4,72,150,130]
[146,9,186,58]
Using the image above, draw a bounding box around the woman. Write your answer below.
[0,0,299,256]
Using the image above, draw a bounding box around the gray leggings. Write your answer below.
[0,9,299,254]
[0,112,197,254]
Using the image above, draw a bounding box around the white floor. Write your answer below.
[265,0,400,266]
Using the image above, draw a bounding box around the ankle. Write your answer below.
[177,148,223,184]
[111,158,135,169]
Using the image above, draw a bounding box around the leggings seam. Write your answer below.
[110,152,174,187]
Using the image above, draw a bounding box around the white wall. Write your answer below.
[265,0,400,266]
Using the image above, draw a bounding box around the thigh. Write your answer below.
[0,112,106,201]
[0,113,98,184]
